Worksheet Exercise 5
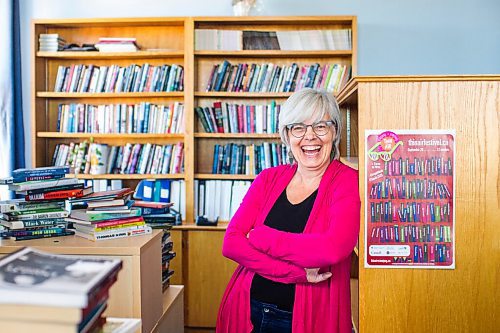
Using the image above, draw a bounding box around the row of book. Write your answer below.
[52,142,185,175]
[206,60,350,94]
[194,180,251,222]
[195,101,281,134]
[53,63,184,93]
[0,247,125,333]
[195,29,352,51]
[0,167,84,241]
[212,142,288,175]
[56,102,185,134]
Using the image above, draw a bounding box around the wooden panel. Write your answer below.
[185,231,237,327]
[357,79,500,333]
[138,235,163,333]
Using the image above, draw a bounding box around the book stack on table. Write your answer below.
[0,247,124,333]
[0,166,90,241]
[67,188,152,241]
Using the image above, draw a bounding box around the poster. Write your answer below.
[365,130,455,269]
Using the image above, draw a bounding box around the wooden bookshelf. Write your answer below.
[32,16,358,330]
[337,75,500,333]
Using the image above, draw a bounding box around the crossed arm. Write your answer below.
[248,170,360,268]
[222,170,308,284]
[223,168,360,283]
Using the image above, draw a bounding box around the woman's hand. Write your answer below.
[305,268,332,283]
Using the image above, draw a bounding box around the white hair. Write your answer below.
[279,88,342,162]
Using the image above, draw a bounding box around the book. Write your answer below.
[68,188,134,204]
[10,230,75,241]
[86,198,129,209]
[8,178,79,192]
[0,210,68,221]
[11,166,69,181]
[0,199,63,213]
[26,187,92,202]
[0,247,122,307]
[69,208,141,222]
[0,217,66,230]
[74,224,152,241]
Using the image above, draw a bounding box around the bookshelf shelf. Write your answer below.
[37,50,184,59]
[194,50,353,58]
[194,133,280,139]
[36,92,184,98]
[65,173,185,179]
[194,173,256,180]
[37,132,185,139]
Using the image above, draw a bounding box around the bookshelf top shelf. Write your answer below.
[194,50,352,58]
[193,16,356,25]
[37,51,184,59]
[33,17,186,27]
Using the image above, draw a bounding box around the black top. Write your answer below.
[250,187,318,312]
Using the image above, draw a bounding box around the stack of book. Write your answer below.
[0,166,90,241]
[0,247,122,333]
[67,188,153,241]
[38,33,66,51]
[95,37,139,52]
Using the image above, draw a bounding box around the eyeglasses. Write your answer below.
[286,121,335,138]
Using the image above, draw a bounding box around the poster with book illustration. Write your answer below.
[365,130,455,269]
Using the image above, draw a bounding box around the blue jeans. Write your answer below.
[250,298,292,333]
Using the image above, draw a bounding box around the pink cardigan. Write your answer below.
[217,160,360,333]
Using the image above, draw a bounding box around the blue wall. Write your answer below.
[20,0,500,165]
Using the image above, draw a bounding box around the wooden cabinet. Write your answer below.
[337,75,500,333]
[0,230,183,333]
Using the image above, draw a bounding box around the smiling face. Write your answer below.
[287,113,335,173]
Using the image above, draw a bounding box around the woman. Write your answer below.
[216,88,360,333]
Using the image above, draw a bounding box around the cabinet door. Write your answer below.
[186,230,237,327]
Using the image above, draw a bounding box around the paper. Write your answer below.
[364,130,455,269]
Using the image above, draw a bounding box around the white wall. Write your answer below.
[20,0,500,166]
